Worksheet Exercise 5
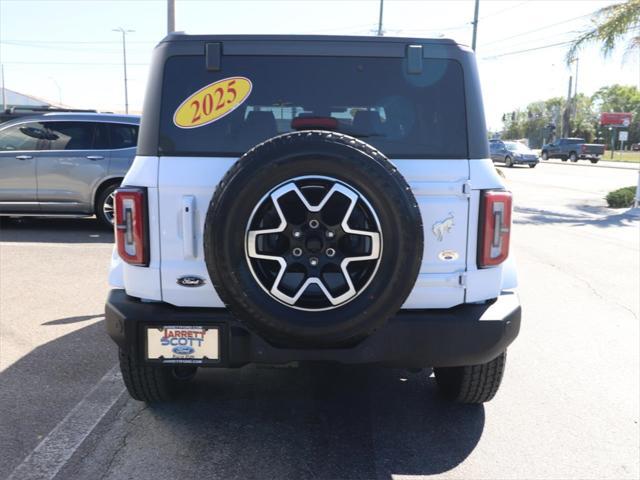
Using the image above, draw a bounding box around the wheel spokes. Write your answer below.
[246,179,382,309]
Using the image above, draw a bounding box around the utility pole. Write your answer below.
[561,75,572,137]
[471,0,480,51]
[113,27,134,114]
[377,0,384,36]
[574,57,579,97]
[1,65,6,111]
[168,0,175,35]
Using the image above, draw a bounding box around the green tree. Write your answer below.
[567,0,640,61]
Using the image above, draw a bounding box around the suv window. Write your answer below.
[0,122,51,151]
[46,121,98,150]
[108,123,138,149]
[159,56,468,159]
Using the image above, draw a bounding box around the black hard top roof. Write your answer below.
[160,33,463,47]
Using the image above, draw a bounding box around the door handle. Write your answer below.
[15,155,33,160]
[86,155,104,161]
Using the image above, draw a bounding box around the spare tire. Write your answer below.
[204,131,423,347]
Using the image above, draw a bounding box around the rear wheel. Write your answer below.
[541,151,549,161]
[505,156,513,167]
[569,152,578,162]
[590,159,599,164]
[119,349,196,403]
[434,351,507,404]
[95,182,119,229]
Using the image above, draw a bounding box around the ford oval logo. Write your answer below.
[172,345,195,355]
[177,276,206,287]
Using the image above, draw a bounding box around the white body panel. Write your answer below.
[111,156,514,308]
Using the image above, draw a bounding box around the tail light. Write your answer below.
[478,190,512,268]
[114,187,149,266]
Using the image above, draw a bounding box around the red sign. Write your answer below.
[600,112,633,126]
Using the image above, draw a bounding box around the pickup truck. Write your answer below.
[540,138,605,163]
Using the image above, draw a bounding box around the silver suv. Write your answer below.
[0,112,140,227]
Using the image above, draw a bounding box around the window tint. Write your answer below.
[0,122,51,151]
[109,123,138,149]
[45,122,97,150]
[159,56,468,158]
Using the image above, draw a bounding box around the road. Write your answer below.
[1,162,638,480]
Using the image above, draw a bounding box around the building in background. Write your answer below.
[1,87,54,109]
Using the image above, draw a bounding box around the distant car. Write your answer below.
[631,143,639,151]
[0,112,140,227]
[540,138,605,163]
[490,140,539,168]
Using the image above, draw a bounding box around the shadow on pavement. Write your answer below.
[0,217,113,244]
[514,205,637,228]
[42,314,105,326]
[92,365,484,479]
[2,324,484,479]
[0,320,116,476]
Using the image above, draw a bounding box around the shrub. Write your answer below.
[605,186,637,208]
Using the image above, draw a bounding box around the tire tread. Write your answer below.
[434,351,507,404]
[118,349,173,403]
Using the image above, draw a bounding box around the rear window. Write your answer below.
[159,55,468,159]
[108,123,138,149]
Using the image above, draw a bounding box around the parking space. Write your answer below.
[1,162,638,480]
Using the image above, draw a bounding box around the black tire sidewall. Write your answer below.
[204,132,423,347]
[96,183,119,228]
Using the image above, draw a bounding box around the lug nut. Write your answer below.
[292,231,302,238]
[292,247,303,257]
[326,248,336,258]
[309,257,319,267]
[325,230,335,239]
[309,219,320,229]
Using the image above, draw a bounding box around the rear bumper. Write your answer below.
[105,289,521,368]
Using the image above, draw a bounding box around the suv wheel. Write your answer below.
[119,349,196,403]
[541,151,548,160]
[434,351,507,404]
[504,156,513,167]
[569,152,578,162]
[96,183,119,229]
[204,131,423,348]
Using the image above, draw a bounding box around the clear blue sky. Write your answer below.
[0,0,637,130]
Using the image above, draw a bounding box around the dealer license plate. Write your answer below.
[147,326,219,363]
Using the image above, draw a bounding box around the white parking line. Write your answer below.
[7,365,125,480]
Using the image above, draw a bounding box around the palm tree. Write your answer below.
[567,0,640,62]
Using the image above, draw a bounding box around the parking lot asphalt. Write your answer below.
[1,162,638,480]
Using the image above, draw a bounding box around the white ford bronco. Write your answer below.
[106,34,520,404]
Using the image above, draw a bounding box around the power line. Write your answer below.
[1,61,149,66]
[481,12,592,47]
[483,40,573,60]
[481,30,576,57]
[1,39,155,45]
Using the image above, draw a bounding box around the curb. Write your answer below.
[540,159,639,171]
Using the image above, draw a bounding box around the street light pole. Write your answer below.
[168,0,175,34]
[471,0,480,51]
[1,64,6,111]
[113,27,134,114]
[377,0,384,36]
